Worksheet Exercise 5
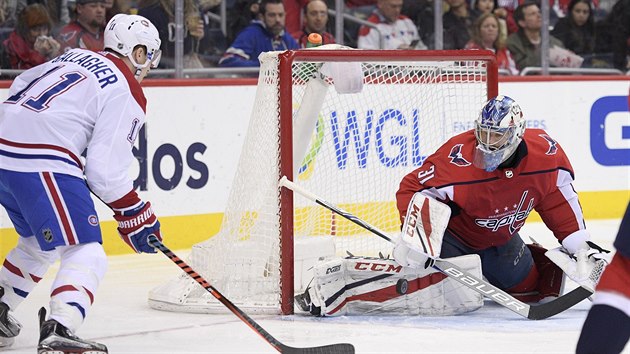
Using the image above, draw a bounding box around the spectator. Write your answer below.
[292,0,335,47]
[40,0,74,32]
[226,0,258,44]
[138,0,206,68]
[506,1,565,70]
[472,0,508,42]
[105,0,131,22]
[284,0,308,35]
[346,0,377,20]
[402,0,433,48]
[3,3,60,68]
[344,0,377,47]
[594,0,629,70]
[357,0,427,50]
[496,0,519,33]
[551,0,596,59]
[442,0,480,49]
[219,0,298,67]
[0,0,26,28]
[57,0,106,51]
[465,13,518,74]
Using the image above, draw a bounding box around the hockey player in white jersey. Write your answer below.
[0,14,162,353]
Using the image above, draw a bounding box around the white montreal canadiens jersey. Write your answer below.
[0,48,147,204]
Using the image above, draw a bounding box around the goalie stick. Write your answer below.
[148,235,355,354]
[279,176,592,320]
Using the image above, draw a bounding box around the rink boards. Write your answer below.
[0,77,628,257]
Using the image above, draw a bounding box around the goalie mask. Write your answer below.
[104,14,162,78]
[473,95,525,172]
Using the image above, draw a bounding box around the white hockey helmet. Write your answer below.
[104,14,162,72]
[473,95,526,172]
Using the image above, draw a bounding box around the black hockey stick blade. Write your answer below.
[148,235,355,354]
[280,343,356,354]
[526,286,592,320]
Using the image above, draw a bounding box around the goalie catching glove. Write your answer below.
[110,191,162,253]
[545,230,610,291]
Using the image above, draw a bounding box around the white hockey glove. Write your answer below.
[545,234,610,292]
[393,193,451,269]
[392,236,434,268]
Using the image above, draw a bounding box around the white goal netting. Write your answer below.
[148,47,497,314]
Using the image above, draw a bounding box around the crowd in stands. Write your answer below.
[0,0,628,74]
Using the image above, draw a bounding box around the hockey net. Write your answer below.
[148,47,498,315]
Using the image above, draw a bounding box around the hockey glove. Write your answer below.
[545,241,610,291]
[392,234,435,269]
[584,241,611,263]
[112,201,162,254]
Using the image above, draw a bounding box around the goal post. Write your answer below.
[148,48,499,315]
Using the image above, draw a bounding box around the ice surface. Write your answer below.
[4,220,628,354]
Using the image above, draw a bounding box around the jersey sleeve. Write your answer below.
[84,91,144,204]
[533,145,588,243]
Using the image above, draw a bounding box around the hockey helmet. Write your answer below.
[104,14,162,73]
[473,95,526,172]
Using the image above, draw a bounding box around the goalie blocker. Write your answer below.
[295,254,483,316]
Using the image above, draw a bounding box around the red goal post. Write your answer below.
[148,48,498,315]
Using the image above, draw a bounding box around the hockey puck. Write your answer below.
[396,279,408,295]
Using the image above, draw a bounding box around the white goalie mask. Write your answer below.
[473,95,526,172]
[104,14,162,77]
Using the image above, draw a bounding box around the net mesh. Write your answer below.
[148,48,493,314]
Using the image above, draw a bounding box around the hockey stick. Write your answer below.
[279,176,592,320]
[148,235,355,354]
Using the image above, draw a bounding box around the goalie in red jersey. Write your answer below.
[394,95,609,303]
[295,95,609,317]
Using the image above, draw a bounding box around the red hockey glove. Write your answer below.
[112,201,162,253]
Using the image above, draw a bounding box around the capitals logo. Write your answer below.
[474,190,535,234]
[539,134,558,155]
[448,144,471,167]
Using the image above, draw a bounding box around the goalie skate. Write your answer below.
[37,308,107,354]
[0,286,21,348]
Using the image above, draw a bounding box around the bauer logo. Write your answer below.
[442,267,526,312]
[590,96,630,166]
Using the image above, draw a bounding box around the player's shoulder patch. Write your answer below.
[447,143,472,167]
[538,133,558,155]
[524,129,561,156]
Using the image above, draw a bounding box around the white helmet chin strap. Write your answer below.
[128,54,150,79]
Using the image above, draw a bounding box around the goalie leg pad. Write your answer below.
[304,255,483,316]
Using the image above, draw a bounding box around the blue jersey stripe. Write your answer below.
[0,149,80,168]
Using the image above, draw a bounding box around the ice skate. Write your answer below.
[0,286,21,347]
[37,307,107,354]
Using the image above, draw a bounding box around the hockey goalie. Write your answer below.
[295,96,610,317]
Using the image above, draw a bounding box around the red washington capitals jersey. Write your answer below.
[396,128,587,250]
